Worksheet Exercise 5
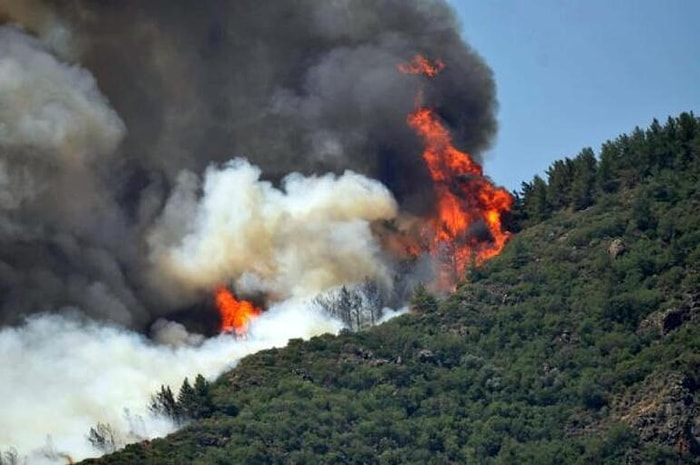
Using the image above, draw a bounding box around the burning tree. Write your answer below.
[399,55,513,288]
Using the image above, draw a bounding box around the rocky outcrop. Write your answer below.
[417,349,438,364]
[608,238,626,258]
[616,372,699,456]
[638,293,699,336]
[340,344,392,366]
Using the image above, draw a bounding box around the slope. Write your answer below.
[80,112,700,464]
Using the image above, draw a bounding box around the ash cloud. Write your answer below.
[0,0,496,325]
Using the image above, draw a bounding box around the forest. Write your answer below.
[75,112,700,464]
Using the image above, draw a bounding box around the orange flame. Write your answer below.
[399,56,513,287]
[398,55,446,77]
[215,286,262,336]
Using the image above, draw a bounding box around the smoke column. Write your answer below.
[0,0,496,326]
[0,0,498,461]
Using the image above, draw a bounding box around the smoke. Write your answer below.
[0,307,343,463]
[0,0,497,460]
[0,25,146,327]
[0,0,496,326]
[147,159,398,305]
[45,0,495,185]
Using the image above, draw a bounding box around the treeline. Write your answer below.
[148,374,218,425]
[514,112,699,226]
[85,375,218,455]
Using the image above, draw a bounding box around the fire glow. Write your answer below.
[400,55,513,286]
[214,286,262,336]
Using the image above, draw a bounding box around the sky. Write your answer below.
[447,0,700,192]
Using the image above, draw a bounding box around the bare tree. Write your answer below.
[314,279,388,330]
[358,277,385,326]
[0,448,24,465]
[86,422,119,454]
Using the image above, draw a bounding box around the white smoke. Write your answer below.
[0,25,124,159]
[0,305,343,463]
[0,14,410,465]
[147,159,399,305]
[0,24,125,237]
[378,306,409,324]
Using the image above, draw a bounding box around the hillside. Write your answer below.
[81,113,700,464]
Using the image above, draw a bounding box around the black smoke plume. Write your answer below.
[0,0,496,328]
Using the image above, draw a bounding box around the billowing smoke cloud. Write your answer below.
[47,0,495,185]
[0,25,147,327]
[0,0,497,460]
[0,0,496,327]
[148,160,398,305]
[0,307,343,463]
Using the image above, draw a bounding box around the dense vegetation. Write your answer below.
[82,112,700,464]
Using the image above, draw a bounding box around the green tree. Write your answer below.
[192,374,215,419]
[597,140,619,193]
[149,385,180,421]
[410,284,438,313]
[546,158,574,210]
[521,175,550,223]
[177,378,197,420]
[570,147,598,210]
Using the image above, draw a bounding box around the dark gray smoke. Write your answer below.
[0,0,496,328]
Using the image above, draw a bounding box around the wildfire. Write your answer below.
[398,55,445,77]
[399,55,513,287]
[214,286,262,336]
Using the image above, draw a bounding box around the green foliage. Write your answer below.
[149,385,178,421]
[569,147,597,210]
[513,112,699,229]
[82,113,700,464]
[149,375,215,425]
[409,284,438,313]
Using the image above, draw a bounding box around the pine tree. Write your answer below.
[193,374,215,419]
[521,175,549,223]
[149,385,180,421]
[674,112,699,169]
[177,378,197,420]
[359,278,384,326]
[546,158,574,210]
[570,147,597,210]
[410,284,438,313]
[86,423,119,453]
[596,141,619,193]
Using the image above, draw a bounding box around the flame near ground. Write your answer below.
[215,286,262,336]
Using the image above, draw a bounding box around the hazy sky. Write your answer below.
[447,0,700,192]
